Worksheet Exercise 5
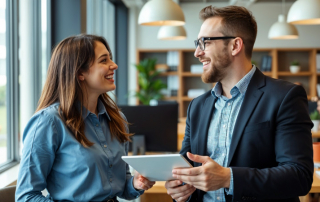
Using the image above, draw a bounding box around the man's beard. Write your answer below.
[201,46,232,83]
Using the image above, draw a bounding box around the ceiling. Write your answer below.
[122,0,296,8]
[179,0,295,2]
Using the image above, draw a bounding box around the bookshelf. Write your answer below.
[136,48,320,118]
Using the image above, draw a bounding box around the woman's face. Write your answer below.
[80,41,118,97]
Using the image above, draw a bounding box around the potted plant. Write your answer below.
[134,58,167,105]
[290,60,300,73]
[310,109,320,132]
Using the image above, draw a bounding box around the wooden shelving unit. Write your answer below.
[137,48,320,118]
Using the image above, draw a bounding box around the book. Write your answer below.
[317,53,320,72]
[317,84,320,97]
[260,56,267,72]
[266,55,272,72]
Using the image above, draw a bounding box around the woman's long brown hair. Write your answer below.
[36,34,132,147]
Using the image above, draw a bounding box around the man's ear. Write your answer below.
[231,37,244,56]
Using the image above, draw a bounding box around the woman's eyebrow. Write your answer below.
[98,53,109,59]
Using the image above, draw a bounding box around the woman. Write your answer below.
[16,34,155,202]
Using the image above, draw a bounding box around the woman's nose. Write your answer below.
[111,61,118,70]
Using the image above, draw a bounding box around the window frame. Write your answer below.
[0,0,20,173]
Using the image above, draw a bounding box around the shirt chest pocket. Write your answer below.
[243,121,270,133]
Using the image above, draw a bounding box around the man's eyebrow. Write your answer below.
[98,54,109,59]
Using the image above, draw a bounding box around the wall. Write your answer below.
[128,2,320,105]
[137,2,320,49]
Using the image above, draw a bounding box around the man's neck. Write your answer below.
[220,61,252,99]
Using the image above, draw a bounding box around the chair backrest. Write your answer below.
[0,185,16,202]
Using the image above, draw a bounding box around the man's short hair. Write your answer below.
[199,5,257,59]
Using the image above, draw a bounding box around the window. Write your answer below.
[0,0,7,165]
[0,0,48,173]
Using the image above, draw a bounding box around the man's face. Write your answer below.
[194,17,233,83]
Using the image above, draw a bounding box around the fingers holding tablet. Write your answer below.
[165,180,196,202]
[133,171,156,190]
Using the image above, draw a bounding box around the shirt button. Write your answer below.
[217,196,221,200]
[104,145,107,148]
[96,124,99,127]
[228,103,230,106]
[110,178,112,182]
[109,164,113,168]
[223,125,226,128]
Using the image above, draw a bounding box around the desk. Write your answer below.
[140,181,172,202]
[310,168,320,193]
[312,131,320,138]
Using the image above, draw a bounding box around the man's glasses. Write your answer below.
[194,36,236,51]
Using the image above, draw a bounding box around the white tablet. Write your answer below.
[122,154,193,181]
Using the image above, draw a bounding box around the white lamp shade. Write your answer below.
[287,0,320,24]
[158,26,187,40]
[269,15,299,39]
[138,0,185,26]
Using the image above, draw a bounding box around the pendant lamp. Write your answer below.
[138,0,185,26]
[158,26,187,40]
[268,15,298,39]
[268,0,298,39]
[287,0,320,24]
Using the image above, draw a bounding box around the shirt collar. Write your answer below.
[211,65,256,98]
[80,99,111,121]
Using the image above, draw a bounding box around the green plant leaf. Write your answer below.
[134,58,167,105]
[310,110,320,120]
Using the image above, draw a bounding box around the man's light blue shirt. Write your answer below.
[16,100,143,202]
[203,66,256,201]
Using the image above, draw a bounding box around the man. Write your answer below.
[165,5,313,202]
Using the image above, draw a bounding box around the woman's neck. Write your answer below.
[83,95,99,116]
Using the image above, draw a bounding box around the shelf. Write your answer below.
[163,96,178,100]
[277,72,312,76]
[181,72,202,77]
[158,72,178,76]
[137,48,320,118]
[313,131,320,138]
[182,96,194,101]
[262,72,272,76]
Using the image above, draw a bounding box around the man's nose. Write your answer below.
[194,46,204,58]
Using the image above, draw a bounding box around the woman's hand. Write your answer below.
[133,171,156,191]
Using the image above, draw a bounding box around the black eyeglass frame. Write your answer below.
[194,36,236,51]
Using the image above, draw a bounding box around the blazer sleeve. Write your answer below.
[231,85,314,201]
[179,99,199,201]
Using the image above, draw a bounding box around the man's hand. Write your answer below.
[172,152,231,192]
[165,179,196,202]
[133,171,156,191]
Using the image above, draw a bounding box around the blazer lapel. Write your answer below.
[227,70,266,166]
[197,95,217,160]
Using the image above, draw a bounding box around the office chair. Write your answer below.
[0,185,16,202]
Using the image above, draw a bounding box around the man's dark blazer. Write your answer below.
[180,69,314,202]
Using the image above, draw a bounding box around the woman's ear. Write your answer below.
[78,72,85,81]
